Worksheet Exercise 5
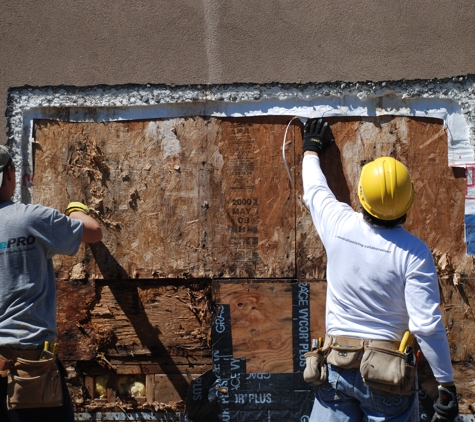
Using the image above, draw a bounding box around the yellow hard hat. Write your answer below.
[358,157,415,220]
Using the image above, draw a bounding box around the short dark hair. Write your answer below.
[361,208,406,228]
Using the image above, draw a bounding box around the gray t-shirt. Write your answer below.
[0,202,83,348]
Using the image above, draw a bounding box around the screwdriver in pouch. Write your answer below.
[40,341,54,360]
[399,330,413,353]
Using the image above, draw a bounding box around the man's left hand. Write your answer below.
[303,119,334,155]
[432,384,459,421]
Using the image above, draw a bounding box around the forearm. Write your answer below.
[68,211,103,243]
[406,261,454,384]
[302,154,330,202]
[416,333,454,384]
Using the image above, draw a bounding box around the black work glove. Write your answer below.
[303,119,334,155]
[432,385,459,422]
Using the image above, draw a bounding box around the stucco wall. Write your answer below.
[2,0,475,143]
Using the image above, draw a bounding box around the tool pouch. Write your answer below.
[7,357,63,409]
[0,358,13,378]
[326,339,364,369]
[303,346,329,385]
[360,347,416,396]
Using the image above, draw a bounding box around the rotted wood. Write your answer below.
[56,278,97,361]
[33,117,296,280]
[418,360,475,414]
[107,360,211,375]
[152,374,200,404]
[56,280,213,364]
[452,362,475,414]
[84,281,211,358]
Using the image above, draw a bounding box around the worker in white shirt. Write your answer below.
[302,119,458,422]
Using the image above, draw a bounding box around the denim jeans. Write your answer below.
[309,364,419,422]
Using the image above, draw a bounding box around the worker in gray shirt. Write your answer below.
[0,145,103,422]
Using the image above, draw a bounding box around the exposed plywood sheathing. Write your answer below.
[214,280,326,374]
[29,115,475,415]
[34,117,296,280]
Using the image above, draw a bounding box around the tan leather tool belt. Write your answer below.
[324,334,402,351]
[0,346,44,376]
[323,334,417,396]
[0,345,63,409]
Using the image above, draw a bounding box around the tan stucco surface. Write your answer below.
[2,1,475,143]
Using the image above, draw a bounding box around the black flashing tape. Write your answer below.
[212,304,234,377]
[213,304,233,358]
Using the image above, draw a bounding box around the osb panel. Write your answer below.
[295,116,469,279]
[214,280,326,374]
[334,116,467,267]
[33,117,296,280]
[203,118,296,279]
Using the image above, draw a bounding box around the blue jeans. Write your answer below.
[309,364,419,422]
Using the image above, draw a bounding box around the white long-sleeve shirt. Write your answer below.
[302,154,453,383]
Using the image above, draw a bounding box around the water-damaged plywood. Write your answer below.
[33,117,296,280]
[33,115,475,412]
[56,278,96,361]
[79,281,211,358]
